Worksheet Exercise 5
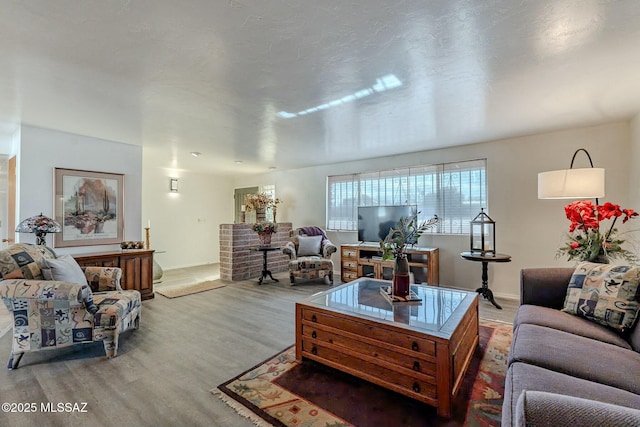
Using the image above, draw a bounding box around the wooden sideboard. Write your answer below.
[340,243,439,286]
[73,249,155,300]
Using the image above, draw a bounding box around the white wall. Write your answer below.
[17,125,143,256]
[233,121,631,299]
[141,153,234,270]
[630,114,640,209]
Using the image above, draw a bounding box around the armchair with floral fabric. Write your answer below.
[0,243,141,369]
[282,227,336,285]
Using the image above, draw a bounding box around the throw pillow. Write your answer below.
[562,261,640,333]
[43,255,88,286]
[297,235,323,257]
[2,269,24,279]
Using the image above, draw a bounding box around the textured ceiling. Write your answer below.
[1,0,640,174]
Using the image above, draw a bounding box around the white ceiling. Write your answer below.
[1,1,640,175]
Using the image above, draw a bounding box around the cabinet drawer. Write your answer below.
[341,249,357,258]
[342,261,358,269]
[301,340,437,400]
[342,271,358,280]
[302,324,436,377]
[301,309,436,356]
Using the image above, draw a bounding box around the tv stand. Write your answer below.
[340,243,439,286]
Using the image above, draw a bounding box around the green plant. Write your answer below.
[379,213,439,260]
[251,222,278,234]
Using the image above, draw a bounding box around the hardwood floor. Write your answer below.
[0,265,517,427]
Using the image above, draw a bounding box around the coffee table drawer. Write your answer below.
[301,309,436,356]
[302,324,437,376]
[301,340,437,400]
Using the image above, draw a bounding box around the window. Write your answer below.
[327,159,487,234]
[261,184,276,222]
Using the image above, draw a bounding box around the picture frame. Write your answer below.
[53,168,124,248]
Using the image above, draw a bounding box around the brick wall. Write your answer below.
[219,222,292,281]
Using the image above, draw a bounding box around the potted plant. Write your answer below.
[557,200,638,264]
[380,213,439,297]
[252,222,279,246]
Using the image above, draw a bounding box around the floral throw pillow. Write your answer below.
[562,262,640,333]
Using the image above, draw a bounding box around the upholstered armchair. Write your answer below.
[282,227,336,285]
[0,243,141,369]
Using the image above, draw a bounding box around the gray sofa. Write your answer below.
[502,267,640,427]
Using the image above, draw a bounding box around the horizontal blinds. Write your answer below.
[327,174,358,230]
[327,159,487,234]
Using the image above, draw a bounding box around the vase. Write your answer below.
[393,253,410,298]
[256,208,266,222]
[259,232,272,246]
[590,253,610,264]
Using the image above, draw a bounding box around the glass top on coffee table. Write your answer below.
[301,277,477,338]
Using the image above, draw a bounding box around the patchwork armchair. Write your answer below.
[0,243,141,369]
[282,226,336,285]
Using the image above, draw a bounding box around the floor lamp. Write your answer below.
[537,148,605,203]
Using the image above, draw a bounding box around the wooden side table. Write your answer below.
[460,251,511,309]
[250,246,281,285]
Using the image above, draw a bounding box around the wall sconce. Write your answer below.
[170,178,179,193]
[538,148,605,203]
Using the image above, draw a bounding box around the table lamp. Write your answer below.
[15,213,62,246]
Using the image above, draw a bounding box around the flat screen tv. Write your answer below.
[357,205,416,243]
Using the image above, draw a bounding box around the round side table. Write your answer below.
[460,251,511,310]
[250,246,281,285]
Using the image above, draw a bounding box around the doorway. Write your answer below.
[234,187,258,224]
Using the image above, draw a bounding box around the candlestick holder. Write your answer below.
[144,227,150,250]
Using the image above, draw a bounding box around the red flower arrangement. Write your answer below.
[557,200,638,263]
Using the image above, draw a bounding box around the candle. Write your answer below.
[241,205,246,212]
[147,220,151,228]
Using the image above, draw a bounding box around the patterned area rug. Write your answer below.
[213,319,512,427]
[155,281,225,298]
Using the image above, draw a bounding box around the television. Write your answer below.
[357,205,416,243]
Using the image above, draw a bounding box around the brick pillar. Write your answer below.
[219,222,292,281]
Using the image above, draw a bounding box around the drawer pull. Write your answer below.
[411,341,419,351]
[413,382,421,393]
[311,331,317,339]
[311,315,317,323]
[311,346,318,355]
[413,361,420,371]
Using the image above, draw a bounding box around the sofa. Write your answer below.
[502,265,640,427]
[0,243,141,369]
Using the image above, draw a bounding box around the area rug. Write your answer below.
[213,319,512,427]
[155,281,225,298]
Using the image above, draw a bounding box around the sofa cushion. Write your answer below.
[562,262,640,333]
[509,323,640,394]
[43,255,87,285]
[502,362,640,427]
[516,390,640,427]
[297,235,322,256]
[515,304,632,349]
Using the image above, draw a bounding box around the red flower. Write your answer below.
[623,209,638,224]
[569,241,580,249]
[598,202,622,220]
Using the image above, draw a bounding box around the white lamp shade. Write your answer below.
[538,168,605,199]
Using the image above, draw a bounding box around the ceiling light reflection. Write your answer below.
[277,74,403,119]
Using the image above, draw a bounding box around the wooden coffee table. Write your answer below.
[295,278,479,418]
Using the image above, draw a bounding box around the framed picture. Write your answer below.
[54,168,124,248]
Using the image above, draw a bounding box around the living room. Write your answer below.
[1,1,640,426]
